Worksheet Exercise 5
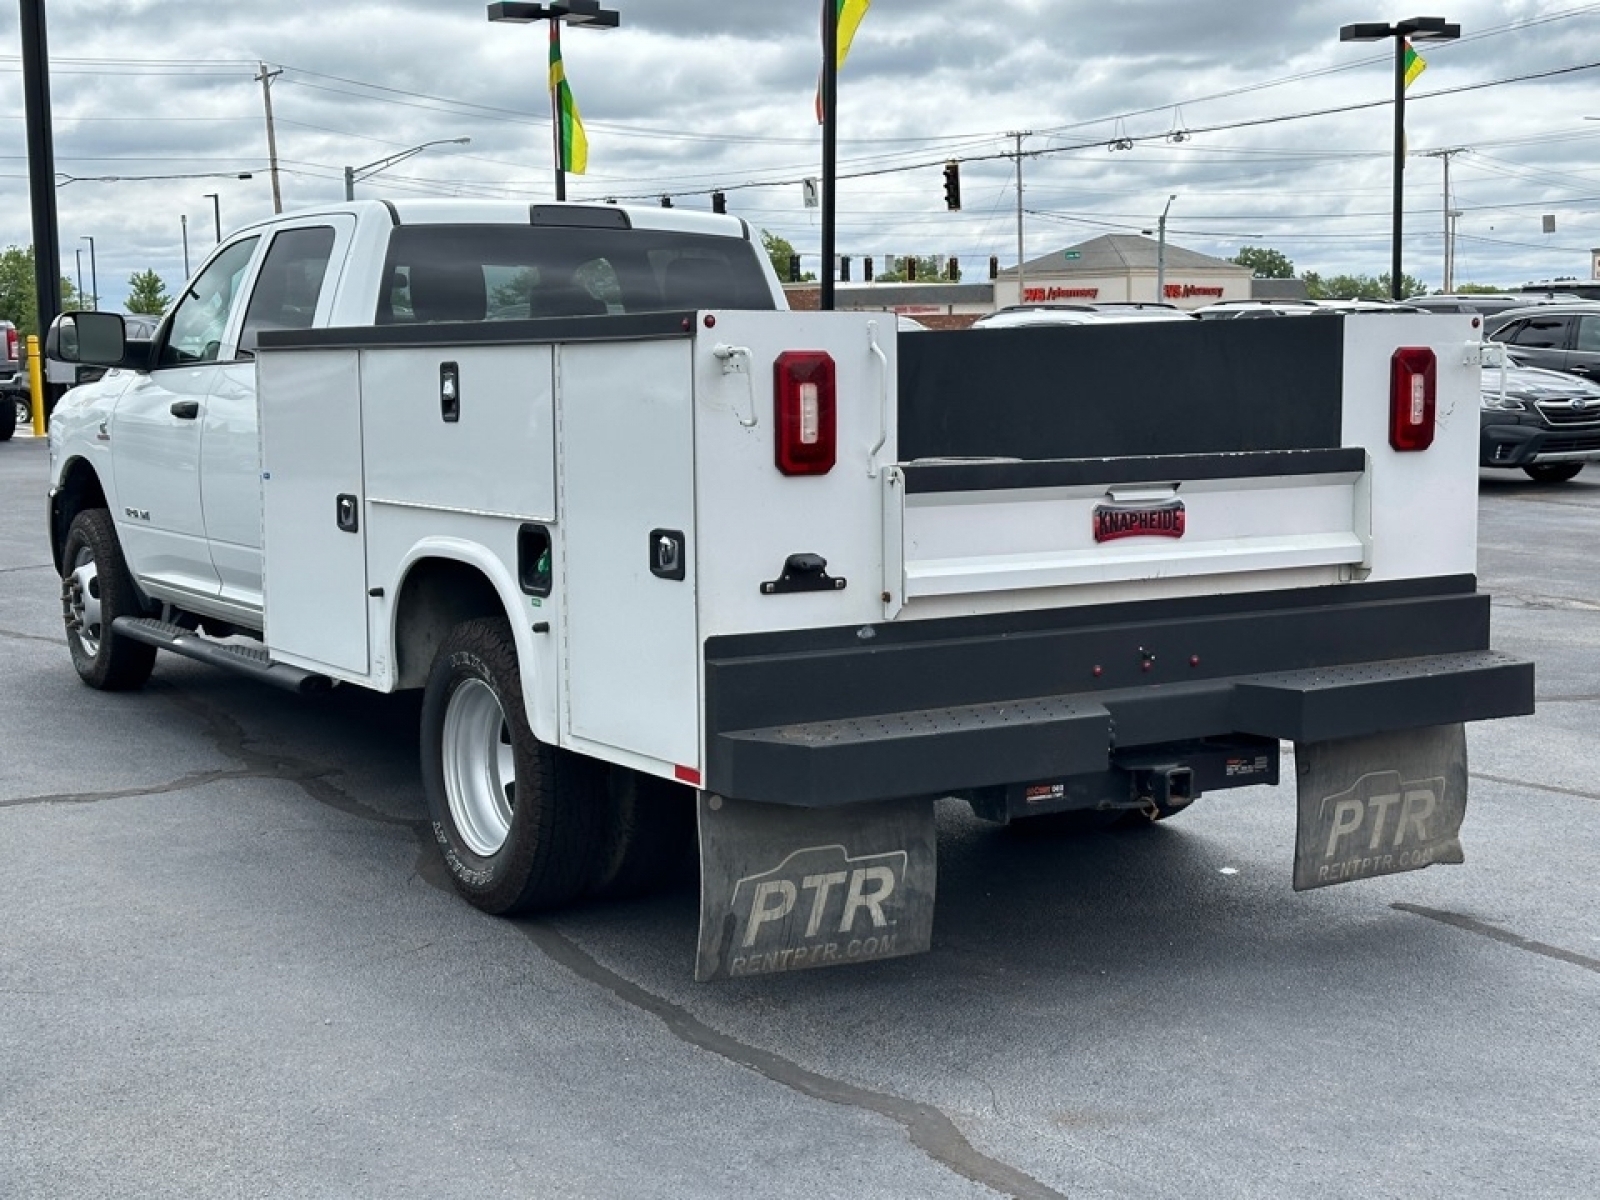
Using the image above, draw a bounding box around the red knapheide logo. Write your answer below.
[1093,500,1187,543]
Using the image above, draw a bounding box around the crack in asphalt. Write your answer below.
[1393,904,1600,975]
[0,768,260,809]
[0,561,54,575]
[518,921,1067,1200]
[1491,591,1600,613]
[0,624,63,646]
[1472,770,1600,804]
[157,684,421,831]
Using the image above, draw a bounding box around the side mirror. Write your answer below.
[47,310,129,367]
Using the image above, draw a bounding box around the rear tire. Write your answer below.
[589,768,697,900]
[61,508,156,690]
[1523,463,1583,483]
[420,617,604,914]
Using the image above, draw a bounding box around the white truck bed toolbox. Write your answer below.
[703,577,1534,807]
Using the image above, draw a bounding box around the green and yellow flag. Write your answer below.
[816,0,872,123]
[1403,39,1427,89]
[550,24,588,174]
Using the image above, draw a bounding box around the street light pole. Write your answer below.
[487,2,621,201]
[81,235,97,311]
[203,192,221,243]
[1156,193,1177,303]
[75,248,83,308]
[181,215,190,279]
[344,137,472,200]
[1340,16,1460,301]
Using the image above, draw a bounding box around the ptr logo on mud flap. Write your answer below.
[728,845,907,977]
[1315,769,1448,884]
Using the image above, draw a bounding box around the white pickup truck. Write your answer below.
[47,199,1533,980]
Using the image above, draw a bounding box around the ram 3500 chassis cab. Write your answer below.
[48,200,1533,980]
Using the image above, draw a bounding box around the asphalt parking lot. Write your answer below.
[2,431,1596,1200]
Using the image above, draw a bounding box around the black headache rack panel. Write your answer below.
[702,577,1535,808]
[897,318,1346,461]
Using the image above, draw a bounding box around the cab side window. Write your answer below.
[160,237,261,367]
[1575,316,1600,354]
[240,227,338,353]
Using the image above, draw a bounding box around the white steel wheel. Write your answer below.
[440,677,517,857]
[420,617,605,915]
[59,508,156,691]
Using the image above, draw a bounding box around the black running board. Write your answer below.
[113,617,332,694]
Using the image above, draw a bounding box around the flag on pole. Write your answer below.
[550,23,589,174]
[815,0,872,124]
[1403,39,1427,89]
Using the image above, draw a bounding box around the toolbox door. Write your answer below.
[258,348,370,678]
[557,338,700,770]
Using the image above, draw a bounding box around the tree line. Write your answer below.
[0,246,171,338]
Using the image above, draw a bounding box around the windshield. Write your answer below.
[377,223,776,324]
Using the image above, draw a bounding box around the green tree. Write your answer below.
[876,255,956,283]
[0,245,78,338]
[125,269,171,316]
[1229,246,1295,279]
[1304,270,1427,301]
[1451,281,1505,294]
[760,229,814,283]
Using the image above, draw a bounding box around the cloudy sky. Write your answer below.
[4,0,1600,309]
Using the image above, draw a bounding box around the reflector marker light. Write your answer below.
[773,351,837,475]
[1389,346,1437,452]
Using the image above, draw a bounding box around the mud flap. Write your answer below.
[695,793,937,982]
[1293,723,1467,892]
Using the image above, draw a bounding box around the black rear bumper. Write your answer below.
[703,578,1535,807]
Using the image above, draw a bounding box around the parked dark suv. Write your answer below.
[1479,356,1600,483]
[1487,303,1600,379]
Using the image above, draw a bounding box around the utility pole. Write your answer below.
[256,63,284,213]
[1011,131,1029,305]
[820,0,838,310]
[20,0,63,339]
[181,215,190,278]
[1155,194,1178,303]
[1425,148,1467,292]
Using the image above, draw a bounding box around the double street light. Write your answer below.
[344,137,472,201]
[487,1,621,202]
[1340,16,1461,300]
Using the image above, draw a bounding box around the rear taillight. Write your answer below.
[773,351,836,475]
[1389,346,1436,452]
[5,327,16,361]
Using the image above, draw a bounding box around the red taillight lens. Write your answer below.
[1389,346,1436,452]
[5,327,16,361]
[773,351,836,475]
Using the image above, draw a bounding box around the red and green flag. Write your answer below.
[1403,39,1427,89]
[550,24,589,174]
[815,0,872,124]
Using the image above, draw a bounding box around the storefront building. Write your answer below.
[994,234,1254,311]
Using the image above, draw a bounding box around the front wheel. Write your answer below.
[420,618,604,914]
[61,508,156,690]
[1523,463,1583,483]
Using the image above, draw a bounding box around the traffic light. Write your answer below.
[942,161,961,211]
[712,191,727,214]
[788,254,801,283]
